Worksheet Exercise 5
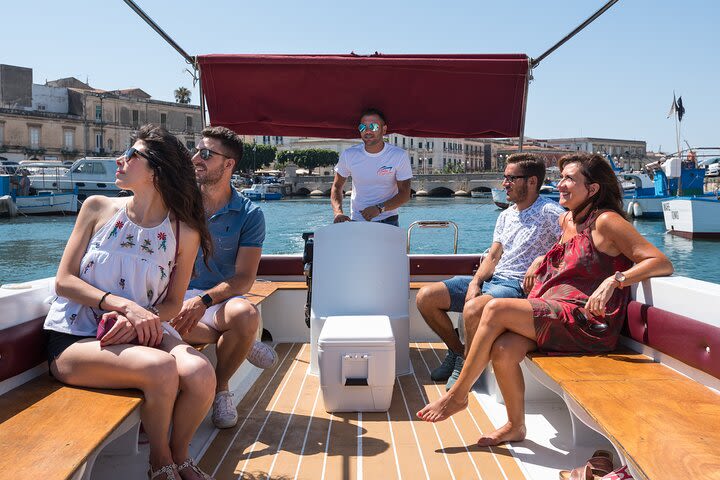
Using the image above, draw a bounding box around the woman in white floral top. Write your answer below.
[44,125,216,480]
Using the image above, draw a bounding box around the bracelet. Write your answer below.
[148,305,160,316]
[98,291,112,310]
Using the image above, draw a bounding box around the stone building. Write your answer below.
[0,64,201,162]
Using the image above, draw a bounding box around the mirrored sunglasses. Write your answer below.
[358,122,380,133]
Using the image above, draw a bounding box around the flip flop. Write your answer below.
[559,449,614,480]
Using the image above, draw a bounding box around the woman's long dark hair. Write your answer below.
[558,153,626,224]
[133,124,212,263]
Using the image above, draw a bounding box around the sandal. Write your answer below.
[177,458,215,480]
[559,450,614,480]
[149,463,179,480]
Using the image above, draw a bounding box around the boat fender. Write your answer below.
[626,201,635,217]
[632,202,643,218]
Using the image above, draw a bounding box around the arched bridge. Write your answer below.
[288,173,504,196]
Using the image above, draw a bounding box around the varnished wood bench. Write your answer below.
[0,319,143,480]
[524,301,720,480]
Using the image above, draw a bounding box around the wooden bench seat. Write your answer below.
[525,300,720,480]
[0,370,142,480]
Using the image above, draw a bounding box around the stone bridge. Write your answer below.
[287,172,504,196]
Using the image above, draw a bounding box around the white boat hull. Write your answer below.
[15,193,78,215]
[662,197,720,238]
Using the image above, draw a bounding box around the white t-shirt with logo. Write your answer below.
[334,143,413,221]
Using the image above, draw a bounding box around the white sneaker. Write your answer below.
[246,341,278,369]
[212,391,238,429]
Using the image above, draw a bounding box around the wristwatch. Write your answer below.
[613,271,626,288]
[198,292,213,308]
[376,203,385,213]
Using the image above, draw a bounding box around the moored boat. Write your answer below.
[241,182,284,200]
[28,157,120,201]
[662,196,720,239]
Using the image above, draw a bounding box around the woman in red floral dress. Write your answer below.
[418,153,674,447]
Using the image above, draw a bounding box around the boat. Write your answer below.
[0,166,78,217]
[28,157,120,201]
[470,190,491,199]
[491,187,510,209]
[13,191,78,215]
[241,182,284,200]
[662,196,720,238]
[2,2,719,479]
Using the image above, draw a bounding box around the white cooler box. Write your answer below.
[318,315,395,412]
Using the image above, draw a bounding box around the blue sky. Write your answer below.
[2,1,717,152]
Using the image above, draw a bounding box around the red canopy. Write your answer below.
[198,53,529,139]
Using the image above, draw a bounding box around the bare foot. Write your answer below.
[477,422,526,446]
[416,392,468,422]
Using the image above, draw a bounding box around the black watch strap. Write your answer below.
[198,293,213,308]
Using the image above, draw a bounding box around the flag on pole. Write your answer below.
[677,96,685,121]
[667,93,677,118]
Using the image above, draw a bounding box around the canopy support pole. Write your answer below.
[517,61,531,153]
[530,0,619,68]
[122,0,207,127]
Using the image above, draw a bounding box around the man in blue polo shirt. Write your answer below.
[171,126,277,429]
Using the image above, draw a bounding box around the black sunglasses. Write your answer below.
[123,147,152,162]
[503,174,529,183]
[192,147,230,161]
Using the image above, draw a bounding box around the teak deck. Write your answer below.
[199,342,527,480]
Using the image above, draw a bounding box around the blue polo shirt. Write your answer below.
[189,188,265,290]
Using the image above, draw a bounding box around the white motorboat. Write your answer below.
[29,158,120,200]
[241,183,284,200]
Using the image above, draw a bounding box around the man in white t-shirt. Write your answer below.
[331,108,413,227]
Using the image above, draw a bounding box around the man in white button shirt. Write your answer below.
[417,153,565,390]
[331,108,412,227]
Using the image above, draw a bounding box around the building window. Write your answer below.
[428,159,433,165]
[0,123,4,146]
[186,116,193,132]
[402,138,406,147]
[132,110,139,128]
[95,105,102,121]
[95,132,103,152]
[64,130,74,149]
[410,156,414,164]
[107,139,114,152]
[29,127,41,149]
[160,113,167,128]
[37,104,46,111]
[410,139,414,147]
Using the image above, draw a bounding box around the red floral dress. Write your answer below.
[527,212,633,353]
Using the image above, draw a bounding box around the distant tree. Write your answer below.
[240,143,277,172]
[276,149,338,173]
[174,86,191,104]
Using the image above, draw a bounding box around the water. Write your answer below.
[1,197,718,284]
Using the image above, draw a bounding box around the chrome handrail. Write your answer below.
[406,220,459,254]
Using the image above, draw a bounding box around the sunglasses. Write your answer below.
[358,123,381,133]
[192,147,229,161]
[122,147,152,162]
[503,174,529,183]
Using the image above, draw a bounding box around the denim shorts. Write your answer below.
[442,275,524,312]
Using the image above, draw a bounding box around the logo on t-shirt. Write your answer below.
[377,165,393,176]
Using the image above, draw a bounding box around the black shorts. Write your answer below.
[45,329,95,366]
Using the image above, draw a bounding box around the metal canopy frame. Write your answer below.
[123,0,620,144]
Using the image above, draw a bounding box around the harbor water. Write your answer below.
[0,197,717,285]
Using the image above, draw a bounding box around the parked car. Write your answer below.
[700,157,720,177]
